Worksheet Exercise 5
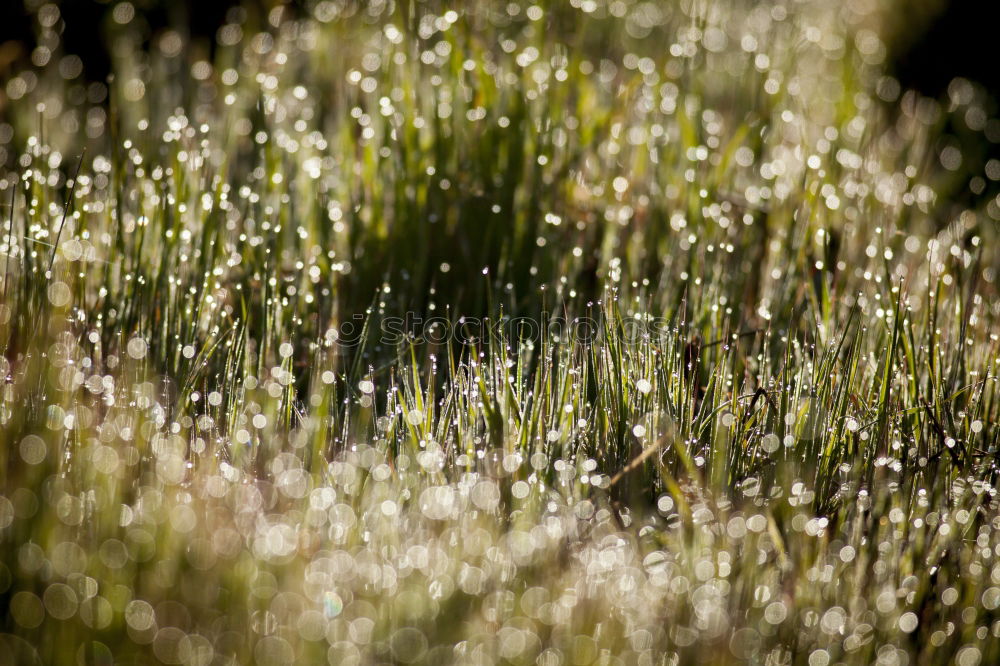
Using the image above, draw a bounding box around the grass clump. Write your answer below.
[1,0,1000,664]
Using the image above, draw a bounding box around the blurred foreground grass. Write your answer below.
[1,0,1000,664]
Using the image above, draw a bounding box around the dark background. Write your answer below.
[887,1,999,100]
[0,1,284,82]
[1,0,997,212]
[1,0,995,99]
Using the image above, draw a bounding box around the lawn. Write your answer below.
[1,1,999,664]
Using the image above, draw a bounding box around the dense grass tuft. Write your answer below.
[2,1,1000,664]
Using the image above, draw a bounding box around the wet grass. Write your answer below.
[1,1,1000,664]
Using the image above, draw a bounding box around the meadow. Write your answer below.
[1,0,1000,664]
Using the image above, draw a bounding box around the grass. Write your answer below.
[1,0,1000,664]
